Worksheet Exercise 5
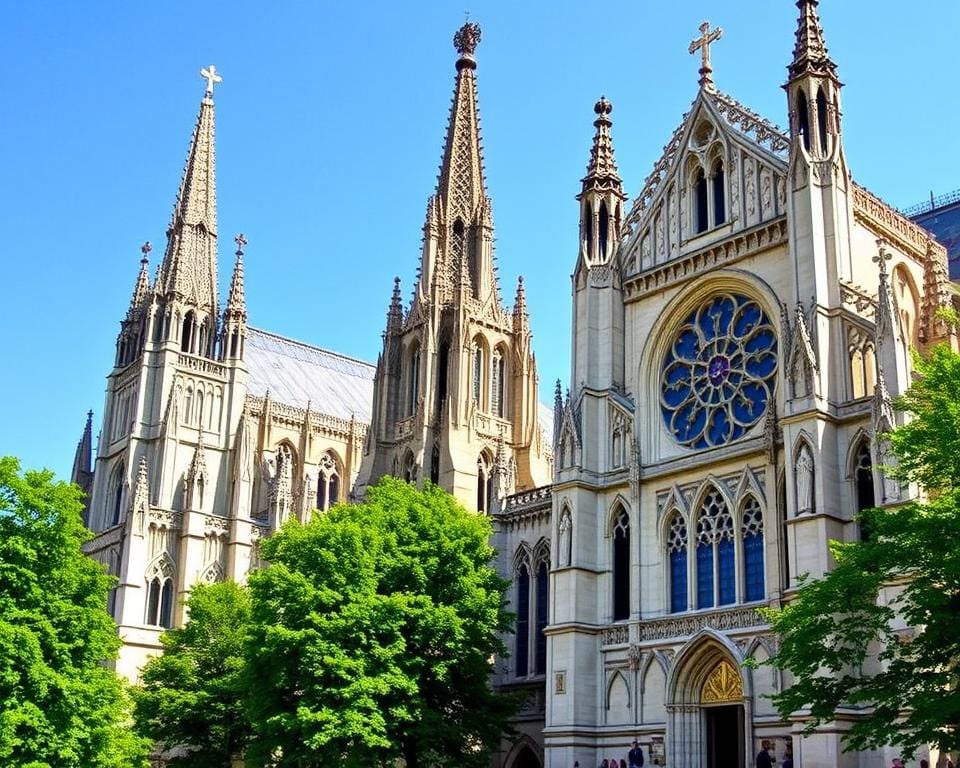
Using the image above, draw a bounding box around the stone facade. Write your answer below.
[74,6,956,768]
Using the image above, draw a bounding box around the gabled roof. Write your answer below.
[245,327,376,422]
[621,87,790,241]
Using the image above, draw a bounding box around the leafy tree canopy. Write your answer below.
[767,345,960,755]
[0,456,149,768]
[245,477,515,768]
[133,581,252,768]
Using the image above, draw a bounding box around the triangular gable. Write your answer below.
[619,88,791,274]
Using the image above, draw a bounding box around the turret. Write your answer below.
[572,98,626,393]
[115,242,153,367]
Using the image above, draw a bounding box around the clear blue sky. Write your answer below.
[2,1,958,482]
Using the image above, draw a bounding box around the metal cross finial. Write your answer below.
[200,65,222,95]
[140,241,152,264]
[234,232,247,254]
[689,21,724,88]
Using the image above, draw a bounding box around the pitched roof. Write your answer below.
[245,327,376,422]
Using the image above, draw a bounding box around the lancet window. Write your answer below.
[513,544,550,679]
[408,344,421,417]
[472,341,483,405]
[317,451,341,511]
[109,461,125,527]
[476,453,494,514]
[145,557,175,628]
[612,508,630,621]
[848,327,877,400]
[853,439,875,541]
[667,512,688,613]
[515,555,530,678]
[741,497,765,602]
[491,348,505,418]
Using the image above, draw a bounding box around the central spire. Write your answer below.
[436,21,488,222]
[156,67,220,314]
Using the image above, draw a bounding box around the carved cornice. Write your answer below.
[600,605,769,646]
[839,279,877,320]
[245,396,369,440]
[851,183,940,264]
[496,486,552,530]
[623,218,787,303]
[177,352,227,380]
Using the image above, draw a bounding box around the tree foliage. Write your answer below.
[133,581,252,767]
[244,477,515,768]
[0,456,149,768]
[767,345,960,755]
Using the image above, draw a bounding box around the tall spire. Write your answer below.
[71,410,94,484]
[787,0,837,81]
[580,97,623,196]
[436,21,488,220]
[156,66,221,314]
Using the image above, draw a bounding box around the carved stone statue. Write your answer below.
[558,509,572,567]
[795,444,815,514]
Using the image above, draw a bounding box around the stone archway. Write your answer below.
[510,745,541,768]
[665,631,751,768]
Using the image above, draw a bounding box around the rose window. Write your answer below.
[660,293,777,449]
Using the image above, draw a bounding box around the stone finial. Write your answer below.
[582,95,623,190]
[200,64,222,96]
[225,234,247,321]
[787,0,837,81]
[454,21,481,58]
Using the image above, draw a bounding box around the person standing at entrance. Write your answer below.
[756,740,773,768]
[629,740,644,768]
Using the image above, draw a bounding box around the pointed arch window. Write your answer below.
[778,472,790,590]
[854,440,875,541]
[742,497,765,602]
[317,452,341,511]
[712,160,726,226]
[816,87,829,156]
[145,559,175,628]
[584,203,594,261]
[694,168,709,233]
[181,311,195,353]
[598,201,610,259]
[515,559,530,678]
[430,443,440,486]
[472,342,483,405]
[408,344,421,417]
[402,452,416,485]
[436,340,449,417]
[612,508,630,621]
[796,92,811,152]
[716,506,735,606]
[667,513,688,613]
[695,488,730,609]
[491,349,505,417]
[476,454,493,514]
[110,462,125,527]
[535,558,548,675]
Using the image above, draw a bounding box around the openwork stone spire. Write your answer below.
[156,67,220,313]
[581,97,623,194]
[437,21,488,221]
[787,0,837,81]
[513,275,528,329]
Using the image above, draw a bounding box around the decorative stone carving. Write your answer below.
[625,605,767,643]
[701,659,743,703]
[794,443,815,515]
[602,624,629,646]
[558,508,572,567]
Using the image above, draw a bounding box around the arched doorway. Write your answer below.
[510,745,541,768]
[666,632,749,768]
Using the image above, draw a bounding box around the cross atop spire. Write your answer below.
[689,21,723,89]
[787,0,837,81]
[225,233,247,320]
[200,65,222,97]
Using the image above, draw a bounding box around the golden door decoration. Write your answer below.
[701,659,743,704]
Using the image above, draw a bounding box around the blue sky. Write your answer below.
[2,1,958,482]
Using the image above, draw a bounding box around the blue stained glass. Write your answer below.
[696,543,714,609]
[744,533,765,602]
[718,538,735,605]
[660,293,778,449]
[670,550,687,613]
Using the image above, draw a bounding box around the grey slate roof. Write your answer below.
[246,326,554,451]
[246,327,376,422]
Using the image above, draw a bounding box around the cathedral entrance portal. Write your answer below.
[510,745,541,768]
[705,704,744,768]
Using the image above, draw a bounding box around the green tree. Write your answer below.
[767,344,960,755]
[245,477,515,768]
[0,456,149,768]
[133,581,252,767]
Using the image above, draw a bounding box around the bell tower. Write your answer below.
[361,23,551,511]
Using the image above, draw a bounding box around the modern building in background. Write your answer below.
[73,3,957,767]
[906,189,960,280]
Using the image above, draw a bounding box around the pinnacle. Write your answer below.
[787,0,837,81]
[581,96,625,197]
[225,235,247,320]
[513,275,528,324]
[127,242,152,317]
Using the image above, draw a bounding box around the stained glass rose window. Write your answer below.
[660,293,777,449]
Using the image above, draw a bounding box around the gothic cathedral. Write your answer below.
[75,3,955,767]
